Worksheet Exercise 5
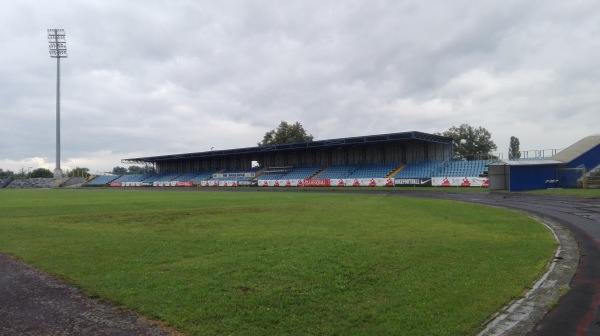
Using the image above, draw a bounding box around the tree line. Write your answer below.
[0,167,55,179]
[0,165,150,179]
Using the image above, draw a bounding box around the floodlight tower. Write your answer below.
[47,29,67,178]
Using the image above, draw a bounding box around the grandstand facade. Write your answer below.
[123,131,453,173]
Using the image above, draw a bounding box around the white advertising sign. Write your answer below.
[432,177,489,187]
[330,178,395,187]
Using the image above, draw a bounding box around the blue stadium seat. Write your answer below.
[85,175,119,186]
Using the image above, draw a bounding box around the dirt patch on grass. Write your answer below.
[0,253,181,336]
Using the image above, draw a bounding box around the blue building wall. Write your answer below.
[509,164,560,192]
[503,139,600,192]
[568,144,600,170]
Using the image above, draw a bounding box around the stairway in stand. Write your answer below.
[585,169,600,189]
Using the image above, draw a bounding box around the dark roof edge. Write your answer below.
[122,131,452,163]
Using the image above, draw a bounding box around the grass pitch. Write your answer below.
[0,189,555,336]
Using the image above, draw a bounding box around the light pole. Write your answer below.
[47,29,67,178]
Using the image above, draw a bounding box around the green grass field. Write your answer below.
[0,189,556,336]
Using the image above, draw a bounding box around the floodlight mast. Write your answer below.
[47,29,67,178]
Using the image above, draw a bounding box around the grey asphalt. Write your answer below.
[0,254,176,336]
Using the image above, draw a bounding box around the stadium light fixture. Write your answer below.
[47,28,67,178]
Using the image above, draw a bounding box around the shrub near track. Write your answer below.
[0,189,555,336]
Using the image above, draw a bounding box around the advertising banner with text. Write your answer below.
[258,178,399,187]
[212,172,256,179]
[394,178,432,187]
[301,179,331,187]
[258,179,330,187]
[432,177,489,187]
[153,181,178,187]
[259,179,301,187]
[330,178,395,187]
[198,180,238,187]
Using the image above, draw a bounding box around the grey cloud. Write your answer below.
[1,0,600,172]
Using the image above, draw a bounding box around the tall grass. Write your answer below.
[0,189,555,336]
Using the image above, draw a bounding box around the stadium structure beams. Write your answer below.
[122,131,453,173]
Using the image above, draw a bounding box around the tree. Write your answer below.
[0,169,15,179]
[258,121,314,146]
[437,124,497,160]
[508,136,521,160]
[30,168,53,178]
[16,168,27,178]
[128,165,146,174]
[68,167,90,178]
[112,166,127,175]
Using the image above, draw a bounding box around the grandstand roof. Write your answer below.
[550,134,600,163]
[490,160,563,166]
[123,131,452,164]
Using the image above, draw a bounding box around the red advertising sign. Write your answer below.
[460,178,471,187]
[302,179,331,187]
[109,182,122,187]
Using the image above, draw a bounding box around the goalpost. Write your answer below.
[556,167,587,189]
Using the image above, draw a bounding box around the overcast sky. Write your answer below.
[1,0,599,174]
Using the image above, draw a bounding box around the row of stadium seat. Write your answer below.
[393,161,445,179]
[85,175,119,186]
[348,163,400,179]
[437,160,494,177]
[260,166,323,180]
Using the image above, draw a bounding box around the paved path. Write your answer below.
[0,254,176,336]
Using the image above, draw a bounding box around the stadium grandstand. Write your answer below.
[81,131,600,191]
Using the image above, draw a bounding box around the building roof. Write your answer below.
[490,160,564,166]
[550,134,600,163]
[123,131,452,164]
